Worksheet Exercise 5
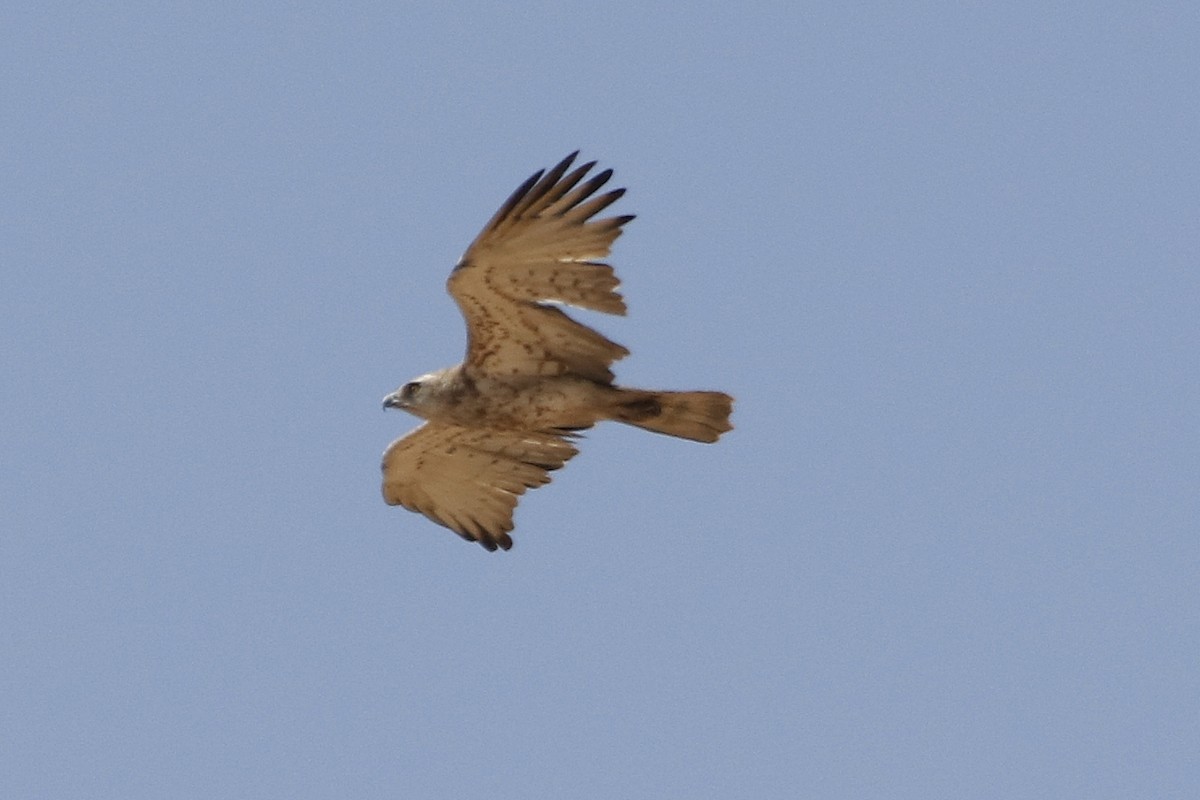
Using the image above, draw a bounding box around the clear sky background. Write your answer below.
[3,3,1197,798]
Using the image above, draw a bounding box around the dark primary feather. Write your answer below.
[475,151,587,237]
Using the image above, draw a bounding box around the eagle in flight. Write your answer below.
[381,153,733,551]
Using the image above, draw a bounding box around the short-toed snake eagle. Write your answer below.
[382,153,733,550]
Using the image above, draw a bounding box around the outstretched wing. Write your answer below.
[447,152,636,384]
[381,423,579,551]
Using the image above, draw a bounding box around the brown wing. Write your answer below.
[381,422,579,551]
[447,152,636,384]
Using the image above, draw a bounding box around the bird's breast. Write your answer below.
[428,375,607,431]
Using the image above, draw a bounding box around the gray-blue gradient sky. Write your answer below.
[3,3,1197,798]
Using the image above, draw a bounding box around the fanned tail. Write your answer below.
[611,389,734,443]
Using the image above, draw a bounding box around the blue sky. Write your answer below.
[3,2,1197,798]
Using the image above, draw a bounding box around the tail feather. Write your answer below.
[611,389,734,443]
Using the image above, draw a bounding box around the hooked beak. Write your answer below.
[382,392,403,411]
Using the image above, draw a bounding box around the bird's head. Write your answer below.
[382,379,424,413]
[384,365,463,419]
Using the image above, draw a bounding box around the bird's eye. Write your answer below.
[400,382,419,400]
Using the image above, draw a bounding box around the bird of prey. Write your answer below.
[381,152,733,551]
